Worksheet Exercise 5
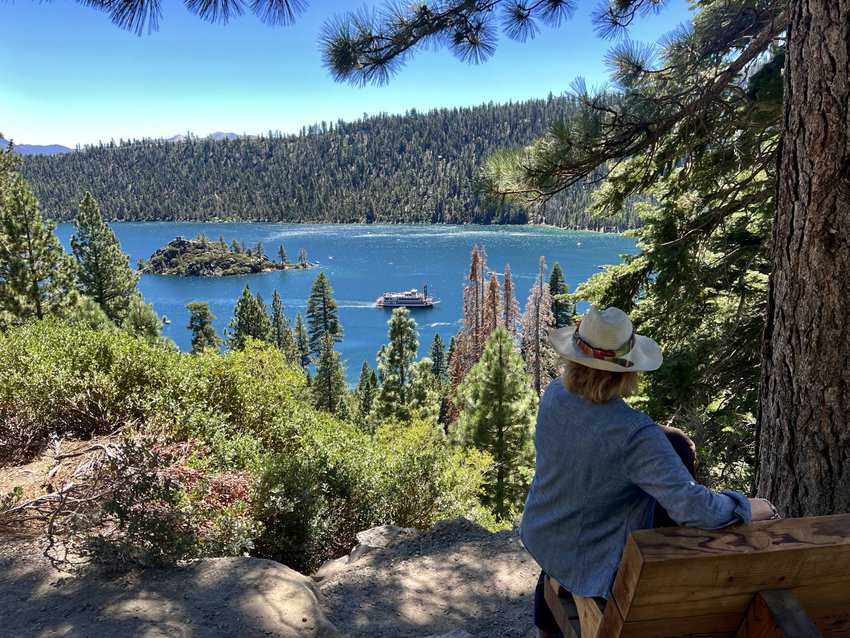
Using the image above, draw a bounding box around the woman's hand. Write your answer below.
[749,497,780,521]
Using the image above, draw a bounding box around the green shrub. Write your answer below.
[0,320,491,572]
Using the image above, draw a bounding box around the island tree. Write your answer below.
[186,301,220,353]
[71,191,139,323]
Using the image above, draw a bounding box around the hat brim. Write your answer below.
[548,325,662,373]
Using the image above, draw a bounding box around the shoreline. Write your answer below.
[57,219,633,237]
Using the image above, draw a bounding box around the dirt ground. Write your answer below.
[315,519,540,638]
[0,539,339,638]
[1,444,540,638]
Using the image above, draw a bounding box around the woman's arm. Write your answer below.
[624,421,752,529]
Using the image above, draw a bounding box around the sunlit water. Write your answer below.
[55,223,638,383]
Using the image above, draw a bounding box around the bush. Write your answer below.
[1,320,491,572]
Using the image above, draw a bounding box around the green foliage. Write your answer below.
[22,98,637,230]
[227,286,271,350]
[373,308,422,421]
[0,319,489,572]
[355,361,378,420]
[71,191,139,323]
[455,328,537,519]
[186,301,220,353]
[548,261,572,328]
[121,291,164,344]
[293,312,310,367]
[306,272,343,355]
[0,174,77,324]
[430,333,448,382]
[270,290,298,364]
[312,333,347,415]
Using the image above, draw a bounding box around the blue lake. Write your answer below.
[55,223,638,383]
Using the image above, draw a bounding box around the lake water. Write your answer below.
[55,223,637,383]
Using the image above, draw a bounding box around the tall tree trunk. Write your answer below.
[757,0,850,516]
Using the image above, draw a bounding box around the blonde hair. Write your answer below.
[562,360,639,404]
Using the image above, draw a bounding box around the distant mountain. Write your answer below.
[167,132,239,142]
[0,139,73,156]
[19,98,640,230]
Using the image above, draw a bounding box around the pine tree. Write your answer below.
[294,312,310,367]
[122,292,162,341]
[0,174,77,322]
[429,333,447,382]
[373,307,419,420]
[355,360,377,418]
[227,285,271,350]
[483,271,501,340]
[298,248,308,265]
[313,333,347,415]
[70,191,139,323]
[218,235,228,251]
[270,289,298,363]
[306,272,343,355]
[230,239,242,254]
[521,256,557,395]
[455,327,537,519]
[548,262,572,328]
[255,241,265,259]
[277,243,287,264]
[502,263,520,337]
[186,301,220,353]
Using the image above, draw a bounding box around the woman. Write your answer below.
[520,306,777,638]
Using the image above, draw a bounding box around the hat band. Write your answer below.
[572,320,635,369]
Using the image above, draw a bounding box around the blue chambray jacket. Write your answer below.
[520,379,751,598]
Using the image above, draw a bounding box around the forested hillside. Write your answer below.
[20,96,638,229]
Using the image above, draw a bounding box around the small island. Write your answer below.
[141,235,317,277]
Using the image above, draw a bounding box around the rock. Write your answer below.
[422,630,475,638]
[0,549,340,638]
[314,525,419,582]
[316,518,539,638]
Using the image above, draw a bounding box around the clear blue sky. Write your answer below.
[1,0,692,147]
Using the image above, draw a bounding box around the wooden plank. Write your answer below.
[618,515,850,630]
[612,534,647,620]
[735,590,823,638]
[574,595,604,637]
[544,576,579,638]
[616,611,740,638]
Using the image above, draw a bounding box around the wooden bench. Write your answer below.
[543,514,850,637]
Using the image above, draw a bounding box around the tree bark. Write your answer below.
[757,0,850,516]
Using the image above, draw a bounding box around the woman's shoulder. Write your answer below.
[541,378,655,431]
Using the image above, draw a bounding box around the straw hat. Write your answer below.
[549,305,662,372]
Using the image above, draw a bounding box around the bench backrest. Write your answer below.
[594,514,850,637]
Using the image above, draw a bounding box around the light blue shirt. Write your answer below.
[520,379,751,598]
